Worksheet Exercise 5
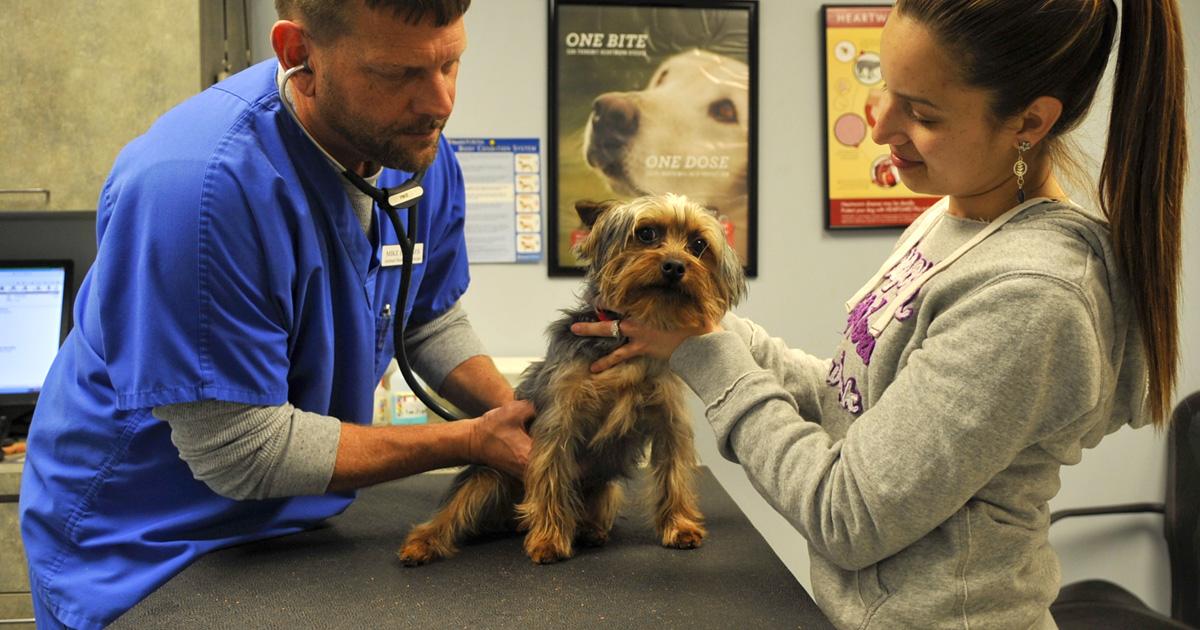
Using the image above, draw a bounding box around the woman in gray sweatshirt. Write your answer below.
[574,0,1187,628]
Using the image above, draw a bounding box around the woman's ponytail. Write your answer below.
[1098,0,1187,425]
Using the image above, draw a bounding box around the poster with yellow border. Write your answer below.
[822,5,937,229]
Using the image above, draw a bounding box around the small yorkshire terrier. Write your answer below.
[398,193,746,565]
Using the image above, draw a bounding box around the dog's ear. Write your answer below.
[575,199,619,228]
[695,203,746,309]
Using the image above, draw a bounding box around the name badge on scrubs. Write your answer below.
[382,243,423,267]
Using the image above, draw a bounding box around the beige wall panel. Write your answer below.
[0,503,29,593]
[0,592,34,627]
[1,1,201,211]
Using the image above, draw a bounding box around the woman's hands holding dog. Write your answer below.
[571,318,721,372]
[465,400,535,478]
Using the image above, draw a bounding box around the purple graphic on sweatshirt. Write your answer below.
[879,246,935,295]
[829,243,937,415]
[845,294,887,364]
[842,244,935,366]
[827,350,863,414]
[894,290,920,322]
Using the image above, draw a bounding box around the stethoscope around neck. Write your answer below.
[278,62,460,421]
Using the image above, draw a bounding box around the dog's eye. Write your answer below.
[653,70,669,87]
[687,237,709,257]
[635,227,658,244]
[708,98,738,124]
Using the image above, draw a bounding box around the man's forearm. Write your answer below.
[438,354,514,417]
[402,302,513,415]
[327,420,477,492]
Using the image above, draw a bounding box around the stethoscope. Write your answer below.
[278,62,460,421]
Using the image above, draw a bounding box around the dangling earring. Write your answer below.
[1013,140,1031,203]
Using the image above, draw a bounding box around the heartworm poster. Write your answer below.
[823,5,937,229]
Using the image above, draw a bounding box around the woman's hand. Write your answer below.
[570,318,720,373]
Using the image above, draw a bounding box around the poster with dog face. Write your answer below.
[822,5,939,229]
[549,0,758,276]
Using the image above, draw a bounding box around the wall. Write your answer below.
[250,0,1198,615]
[0,1,201,211]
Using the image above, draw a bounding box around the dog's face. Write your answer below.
[575,194,746,330]
[582,49,750,209]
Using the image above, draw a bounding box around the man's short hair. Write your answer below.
[275,0,471,42]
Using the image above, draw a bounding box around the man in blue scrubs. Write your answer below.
[19,2,534,628]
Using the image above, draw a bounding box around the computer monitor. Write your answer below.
[0,210,96,441]
[0,261,73,423]
[0,210,97,308]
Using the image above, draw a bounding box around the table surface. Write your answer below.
[113,467,832,629]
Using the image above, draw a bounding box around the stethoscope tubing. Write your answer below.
[278,62,461,422]
[384,204,461,421]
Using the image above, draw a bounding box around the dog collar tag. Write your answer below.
[381,243,423,267]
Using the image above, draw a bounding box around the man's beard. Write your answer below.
[319,86,445,172]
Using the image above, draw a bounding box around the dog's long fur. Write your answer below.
[398,194,746,565]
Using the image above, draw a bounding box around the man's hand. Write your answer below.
[465,400,535,478]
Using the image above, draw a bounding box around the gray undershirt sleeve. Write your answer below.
[404,301,487,392]
[152,304,481,501]
[152,400,341,501]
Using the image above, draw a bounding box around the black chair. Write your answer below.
[1050,391,1200,629]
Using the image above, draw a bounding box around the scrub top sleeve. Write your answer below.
[100,159,291,410]
[409,148,470,326]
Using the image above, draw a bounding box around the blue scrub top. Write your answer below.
[19,59,471,630]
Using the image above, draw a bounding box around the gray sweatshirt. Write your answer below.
[671,199,1148,629]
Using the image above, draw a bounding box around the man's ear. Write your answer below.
[1012,95,1063,148]
[575,199,618,228]
[271,20,315,96]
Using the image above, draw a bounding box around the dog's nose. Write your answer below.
[661,258,686,282]
[592,94,639,138]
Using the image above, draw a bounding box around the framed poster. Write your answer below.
[549,0,758,276]
[822,5,938,229]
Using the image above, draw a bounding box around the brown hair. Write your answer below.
[894,0,1187,426]
[275,0,471,42]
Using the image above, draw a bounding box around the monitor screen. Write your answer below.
[0,210,97,303]
[0,261,72,403]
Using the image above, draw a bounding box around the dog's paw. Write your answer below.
[575,525,610,548]
[525,537,574,564]
[397,539,436,566]
[661,522,706,550]
[398,533,453,567]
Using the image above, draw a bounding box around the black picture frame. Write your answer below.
[548,0,759,276]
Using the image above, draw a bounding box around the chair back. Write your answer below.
[1166,391,1200,625]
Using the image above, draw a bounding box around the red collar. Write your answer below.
[595,308,621,322]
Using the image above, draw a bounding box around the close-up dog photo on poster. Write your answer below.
[549,0,758,276]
